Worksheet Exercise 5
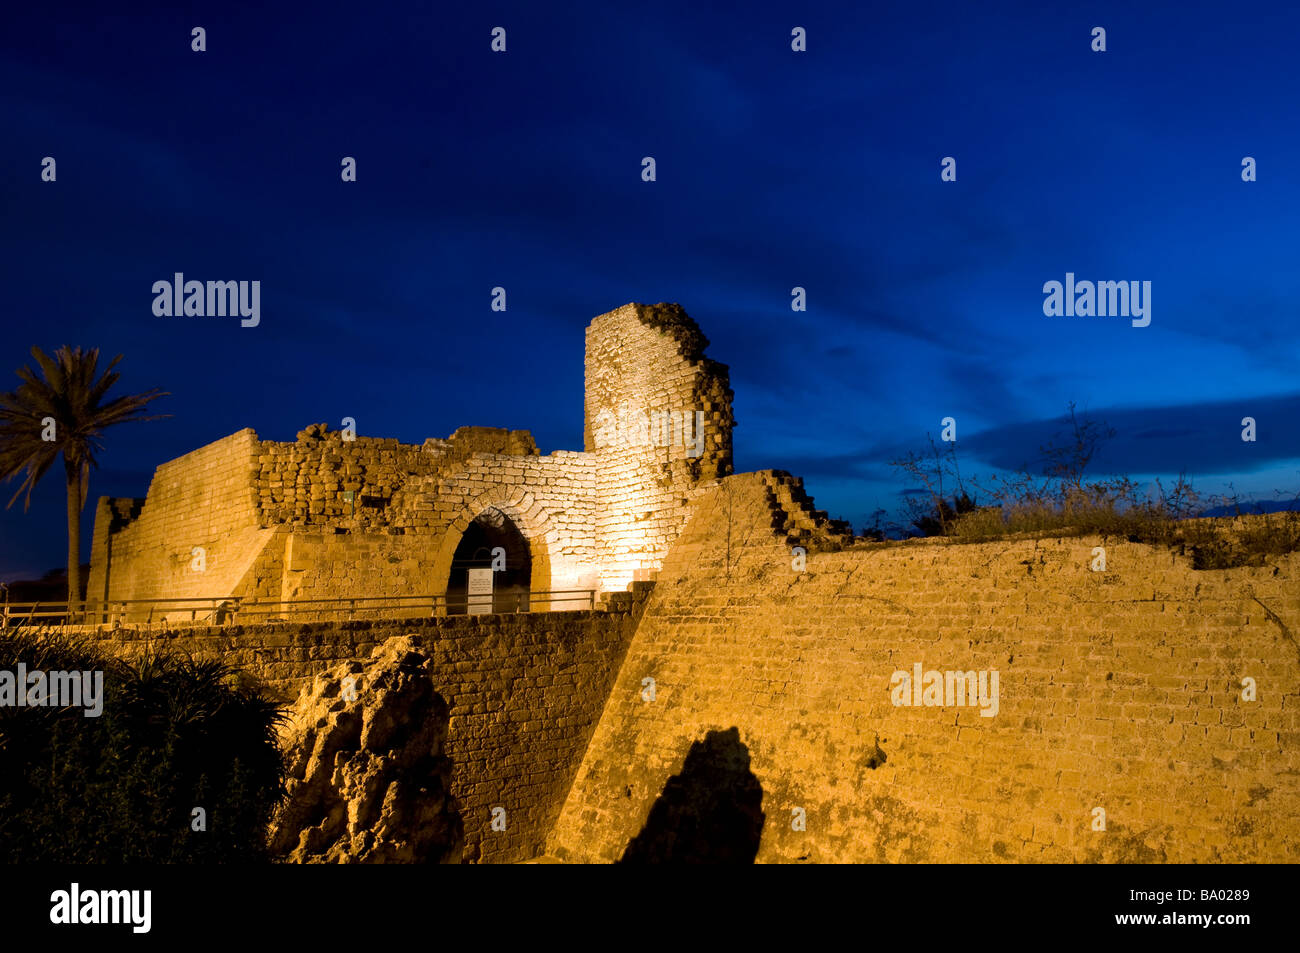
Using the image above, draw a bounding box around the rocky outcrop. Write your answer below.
[268,636,463,863]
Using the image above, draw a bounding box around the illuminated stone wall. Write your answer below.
[85,458,1300,863]
[87,303,736,614]
[84,428,277,612]
[548,472,1300,863]
[584,302,735,591]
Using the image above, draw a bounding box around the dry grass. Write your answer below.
[943,498,1300,569]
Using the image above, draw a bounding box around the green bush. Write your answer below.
[0,630,286,863]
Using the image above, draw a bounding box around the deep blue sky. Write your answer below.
[2,1,1298,580]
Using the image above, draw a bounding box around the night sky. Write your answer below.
[2,1,1298,581]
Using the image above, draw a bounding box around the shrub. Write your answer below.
[0,630,286,863]
[890,404,1300,568]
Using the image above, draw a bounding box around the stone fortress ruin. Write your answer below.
[88,303,744,617]
[81,302,1300,864]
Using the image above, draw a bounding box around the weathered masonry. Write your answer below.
[78,297,1300,864]
[87,303,736,619]
[546,476,1300,864]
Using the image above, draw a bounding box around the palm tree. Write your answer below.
[0,347,167,611]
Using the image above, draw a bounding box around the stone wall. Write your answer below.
[584,303,735,591]
[89,303,735,612]
[238,451,603,611]
[548,472,1300,863]
[253,425,539,529]
[387,449,601,601]
[85,429,271,609]
[82,604,645,863]
[87,424,605,616]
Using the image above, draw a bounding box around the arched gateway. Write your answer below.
[445,508,533,614]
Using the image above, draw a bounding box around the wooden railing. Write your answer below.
[0,590,598,627]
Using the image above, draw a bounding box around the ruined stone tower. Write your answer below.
[584,302,735,590]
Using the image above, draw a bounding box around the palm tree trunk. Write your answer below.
[65,459,82,614]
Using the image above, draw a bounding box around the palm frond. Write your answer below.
[0,346,170,511]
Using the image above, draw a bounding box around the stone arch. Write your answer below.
[431,489,555,613]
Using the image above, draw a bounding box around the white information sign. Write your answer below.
[467,568,494,615]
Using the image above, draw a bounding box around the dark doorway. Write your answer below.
[620,727,765,864]
[446,507,532,614]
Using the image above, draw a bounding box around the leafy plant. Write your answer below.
[0,630,286,862]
